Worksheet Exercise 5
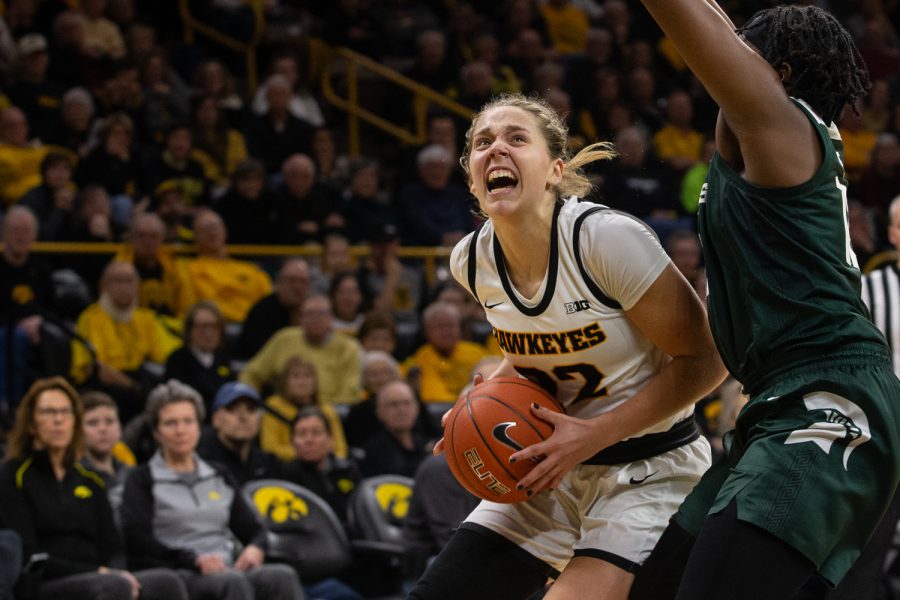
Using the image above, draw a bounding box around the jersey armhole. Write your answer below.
[573,207,623,310]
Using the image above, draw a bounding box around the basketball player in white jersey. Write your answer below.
[407,94,727,600]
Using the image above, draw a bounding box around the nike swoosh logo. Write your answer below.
[629,470,659,485]
[484,300,505,309]
[492,421,524,452]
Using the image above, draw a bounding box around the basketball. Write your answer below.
[444,377,564,504]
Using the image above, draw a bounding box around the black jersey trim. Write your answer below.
[582,417,700,465]
[572,549,640,573]
[572,206,622,309]
[466,222,486,303]
[494,201,561,317]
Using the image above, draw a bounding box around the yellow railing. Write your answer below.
[25,242,454,285]
[311,38,474,156]
[178,0,265,94]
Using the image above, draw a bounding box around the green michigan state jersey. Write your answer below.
[698,98,887,391]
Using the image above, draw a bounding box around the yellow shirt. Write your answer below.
[240,327,362,406]
[114,247,195,318]
[71,303,181,383]
[540,3,589,54]
[0,143,49,205]
[840,128,877,182]
[260,394,348,461]
[653,125,704,164]
[184,255,272,323]
[402,341,489,403]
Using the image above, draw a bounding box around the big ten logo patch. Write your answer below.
[374,482,412,524]
[564,300,590,314]
[252,486,309,524]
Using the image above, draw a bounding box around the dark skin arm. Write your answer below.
[640,0,822,187]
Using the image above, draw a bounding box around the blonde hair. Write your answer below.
[460,93,615,201]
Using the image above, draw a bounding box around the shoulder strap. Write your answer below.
[467,222,486,303]
[572,207,622,309]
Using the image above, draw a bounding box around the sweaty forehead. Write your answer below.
[475,106,540,136]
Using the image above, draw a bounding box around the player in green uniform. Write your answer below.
[632,3,900,599]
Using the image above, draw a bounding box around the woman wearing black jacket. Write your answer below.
[0,377,186,600]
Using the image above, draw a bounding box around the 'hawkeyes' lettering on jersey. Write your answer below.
[493,322,606,355]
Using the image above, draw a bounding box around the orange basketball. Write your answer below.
[444,377,564,504]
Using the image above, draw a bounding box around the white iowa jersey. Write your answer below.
[450,197,692,437]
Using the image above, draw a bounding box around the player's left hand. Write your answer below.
[509,404,606,494]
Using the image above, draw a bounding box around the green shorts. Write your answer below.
[675,354,900,585]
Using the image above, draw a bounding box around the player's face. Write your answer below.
[467,106,563,219]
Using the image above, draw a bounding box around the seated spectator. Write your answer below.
[163,301,236,415]
[397,144,473,247]
[273,154,344,245]
[143,123,211,209]
[251,54,325,128]
[260,356,348,462]
[329,271,366,337]
[191,59,246,130]
[121,380,303,599]
[197,381,280,486]
[402,301,488,403]
[62,185,123,293]
[191,95,248,192]
[78,0,127,61]
[282,406,361,523]
[310,127,347,188]
[310,232,354,294]
[238,257,311,359]
[79,390,134,520]
[19,151,77,241]
[141,50,191,148]
[152,180,194,244]
[665,229,703,293]
[0,106,50,206]
[402,454,479,579]
[246,75,315,176]
[213,158,277,244]
[45,87,95,158]
[6,33,63,145]
[360,380,430,478]
[115,213,194,319]
[357,311,399,356]
[184,209,272,323]
[652,89,704,175]
[342,159,398,245]
[357,224,426,329]
[70,260,180,422]
[0,377,188,600]
[75,113,143,209]
[0,206,57,407]
[240,294,362,406]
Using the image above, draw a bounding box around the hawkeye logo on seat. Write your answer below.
[784,391,871,470]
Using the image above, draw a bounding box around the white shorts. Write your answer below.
[463,437,711,573]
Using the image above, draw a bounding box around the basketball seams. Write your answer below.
[465,393,522,485]
[445,400,482,496]
[497,379,566,413]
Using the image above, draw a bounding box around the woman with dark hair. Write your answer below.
[163,301,236,416]
[75,112,143,203]
[328,271,366,337]
[260,356,348,461]
[190,95,248,191]
[0,377,187,600]
[121,380,303,600]
[632,3,900,599]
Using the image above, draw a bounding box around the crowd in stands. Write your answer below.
[1,0,899,598]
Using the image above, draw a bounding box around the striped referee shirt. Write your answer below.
[861,263,900,378]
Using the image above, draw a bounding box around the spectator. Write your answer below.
[342,158,398,244]
[115,212,194,319]
[62,185,122,291]
[78,0,126,61]
[190,95,248,193]
[653,89,704,174]
[0,206,56,407]
[402,302,488,403]
[197,381,280,486]
[75,113,143,208]
[121,380,304,600]
[184,209,272,323]
[309,127,346,188]
[0,377,188,600]
[79,390,133,520]
[93,61,143,127]
[246,75,314,176]
[45,86,94,158]
[454,61,494,112]
[665,229,703,293]
[360,380,429,478]
[70,260,180,422]
[46,10,95,90]
[540,0,589,55]
[625,66,663,132]
[190,59,246,130]
[19,151,77,241]
[397,144,473,247]
[274,154,344,245]
[282,406,360,523]
[0,106,49,206]
[357,224,425,328]
[260,356,348,462]
[310,232,354,294]
[855,132,900,225]
[163,301,236,416]
[251,54,325,128]
[328,271,365,337]
[6,33,63,144]
[239,258,311,359]
[402,454,479,579]
[357,311,399,356]
[152,180,193,244]
[213,158,276,244]
[240,294,362,407]
[140,50,190,147]
[143,123,211,209]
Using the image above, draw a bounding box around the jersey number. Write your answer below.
[515,363,608,404]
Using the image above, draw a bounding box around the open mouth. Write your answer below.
[486,169,519,193]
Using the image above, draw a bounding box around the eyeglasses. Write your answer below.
[35,407,74,419]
